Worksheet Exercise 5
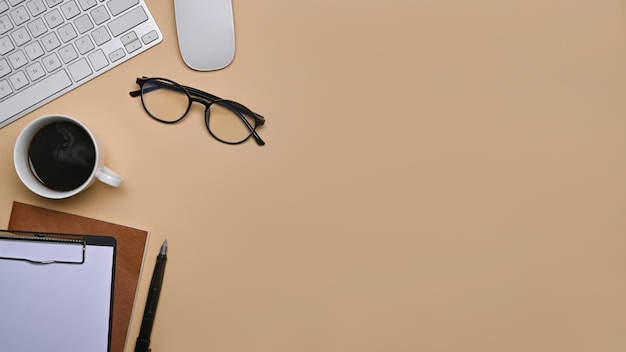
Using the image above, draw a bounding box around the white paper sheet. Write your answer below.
[0,236,115,352]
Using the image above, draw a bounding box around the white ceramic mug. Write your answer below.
[14,114,122,199]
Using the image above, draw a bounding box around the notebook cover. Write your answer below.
[7,201,149,352]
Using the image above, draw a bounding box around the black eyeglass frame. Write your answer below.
[129,77,265,146]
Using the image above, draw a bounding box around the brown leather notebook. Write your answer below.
[7,201,149,352]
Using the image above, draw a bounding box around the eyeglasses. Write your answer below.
[129,77,265,146]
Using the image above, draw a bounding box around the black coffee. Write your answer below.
[28,121,96,192]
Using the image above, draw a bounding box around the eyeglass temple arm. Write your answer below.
[128,79,171,98]
[228,107,265,146]
[129,78,265,126]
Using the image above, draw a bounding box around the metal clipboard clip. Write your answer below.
[0,230,86,265]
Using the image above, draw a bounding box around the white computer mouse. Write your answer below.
[174,0,236,71]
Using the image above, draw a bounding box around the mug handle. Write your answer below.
[96,166,123,188]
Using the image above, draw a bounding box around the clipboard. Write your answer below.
[0,229,117,352]
[7,201,149,352]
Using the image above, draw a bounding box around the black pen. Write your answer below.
[135,240,167,352]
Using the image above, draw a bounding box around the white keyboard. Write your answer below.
[0,0,161,128]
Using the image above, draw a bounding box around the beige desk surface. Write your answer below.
[2,1,626,351]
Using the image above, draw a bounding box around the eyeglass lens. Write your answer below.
[140,79,257,144]
[206,101,257,144]
[141,80,189,122]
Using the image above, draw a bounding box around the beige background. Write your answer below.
[2,0,626,351]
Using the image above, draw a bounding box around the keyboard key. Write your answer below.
[124,39,140,53]
[9,0,26,5]
[60,0,80,19]
[75,34,94,54]
[57,22,78,43]
[91,26,110,45]
[41,52,61,71]
[108,47,124,62]
[90,5,110,25]
[59,43,78,63]
[0,58,10,78]
[87,48,107,70]
[107,0,137,16]
[0,1,8,13]
[67,57,91,81]
[26,0,46,16]
[10,5,29,25]
[27,17,47,37]
[8,49,27,68]
[0,35,14,54]
[24,40,43,60]
[108,6,146,36]
[10,26,31,46]
[74,13,93,33]
[41,31,60,51]
[25,61,45,80]
[9,70,29,90]
[0,79,12,99]
[120,30,137,45]
[0,14,13,34]
[44,9,64,28]
[141,30,158,44]
[58,22,77,42]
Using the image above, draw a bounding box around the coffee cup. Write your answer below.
[14,114,122,199]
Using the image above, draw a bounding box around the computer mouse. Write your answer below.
[174,0,236,71]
